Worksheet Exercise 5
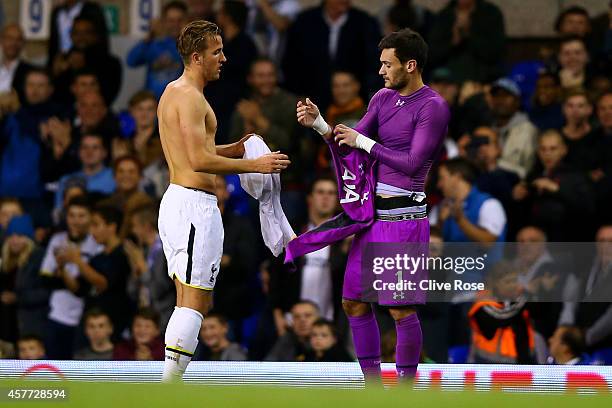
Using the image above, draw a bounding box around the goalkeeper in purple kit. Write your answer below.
[297,28,450,382]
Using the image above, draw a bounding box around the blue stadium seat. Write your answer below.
[588,348,612,365]
[448,345,469,364]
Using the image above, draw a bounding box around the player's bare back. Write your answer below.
[158,77,217,193]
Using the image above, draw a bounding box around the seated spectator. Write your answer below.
[0,197,23,245]
[17,335,46,360]
[304,318,353,362]
[513,130,595,241]
[54,133,115,211]
[113,308,164,361]
[195,313,247,361]
[468,261,535,364]
[554,6,602,65]
[51,16,121,105]
[126,91,162,168]
[265,300,319,361]
[3,215,47,341]
[548,325,587,365]
[460,126,520,213]
[528,71,564,131]
[73,91,121,143]
[59,206,133,338]
[1,69,66,201]
[428,0,505,83]
[206,0,258,143]
[126,1,187,100]
[268,177,346,336]
[557,36,591,91]
[64,68,100,121]
[74,308,114,360]
[125,205,174,332]
[282,0,381,111]
[52,178,87,228]
[99,156,153,237]
[381,0,433,36]
[432,158,507,245]
[0,23,33,106]
[246,0,300,64]
[0,339,16,358]
[490,78,538,179]
[326,71,366,128]
[560,89,598,174]
[41,196,102,360]
[209,176,258,335]
[187,0,215,22]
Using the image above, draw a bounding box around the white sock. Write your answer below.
[162,306,203,382]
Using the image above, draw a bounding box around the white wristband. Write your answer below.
[312,114,331,136]
[355,133,376,153]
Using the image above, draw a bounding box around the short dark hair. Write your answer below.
[83,308,112,325]
[131,205,159,230]
[308,175,337,195]
[293,300,320,313]
[25,67,51,83]
[17,334,45,346]
[80,133,105,146]
[92,205,123,231]
[66,195,92,213]
[249,57,276,75]
[163,0,188,16]
[205,312,228,326]
[177,20,221,64]
[128,90,156,108]
[378,28,428,71]
[222,1,248,30]
[554,6,589,33]
[72,68,99,83]
[312,318,338,338]
[134,307,160,328]
[559,35,588,51]
[440,158,477,184]
[558,325,585,357]
[112,155,143,175]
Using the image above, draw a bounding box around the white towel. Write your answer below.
[239,136,295,256]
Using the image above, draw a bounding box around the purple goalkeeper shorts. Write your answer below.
[343,215,430,306]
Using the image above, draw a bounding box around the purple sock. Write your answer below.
[348,309,381,380]
[395,313,422,381]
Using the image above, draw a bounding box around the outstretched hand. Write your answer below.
[296,98,320,128]
[254,151,291,174]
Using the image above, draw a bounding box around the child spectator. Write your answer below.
[113,308,163,361]
[305,319,353,362]
[195,313,247,361]
[74,308,114,360]
[17,335,46,360]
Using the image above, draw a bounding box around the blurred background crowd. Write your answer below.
[0,0,611,367]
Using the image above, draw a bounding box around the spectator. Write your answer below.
[99,156,153,236]
[206,0,259,143]
[304,318,353,362]
[41,196,102,359]
[209,176,258,336]
[566,225,612,351]
[489,78,539,179]
[593,92,612,223]
[0,339,15,358]
[51,15,120,106]
[560,89,598,174]
[54,133,116,211]
[0,198,23,245]
[59,205,133,339]
[17,335,46,360]
[428,0,506,83]
[548,325,587,365]
[74,308,114,360]
[113,308,164,361]
[125,205,174,332]
[381,0,433,37]
[433,158,507,245]
[126,1,187,100]
[48,1,109,68]
[3,215,48,340]
[268,177,346,336]
[513,130,595,241]
[195,313,248,361]
[1,69,65,202]
[73,91,121,143]
[265,300,320,361]
[326,71,366,128]
[246,0,301,64]
[557,36,590,91]
[528,71,564,131]
[468,261,535,364]
[0,23,33,106]
[52,178,87,229]
[460,126,520,213]
[555,5,603,63]
[126,91,162,168]
[429,67,461,140]
[282,0,381,111]
[186,0,215,22]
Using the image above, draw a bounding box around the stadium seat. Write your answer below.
[448,345,470,364]
[588,348,612,365]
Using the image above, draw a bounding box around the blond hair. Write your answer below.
[176,20,221,64]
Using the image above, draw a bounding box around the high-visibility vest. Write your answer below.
[468,300,535,364]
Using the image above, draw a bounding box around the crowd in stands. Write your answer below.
[0,0,611,366]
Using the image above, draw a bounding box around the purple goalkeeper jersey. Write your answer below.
[354,86,450,192]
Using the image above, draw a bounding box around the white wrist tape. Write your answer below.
[355,133,377,153]
[312,114,331,136]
